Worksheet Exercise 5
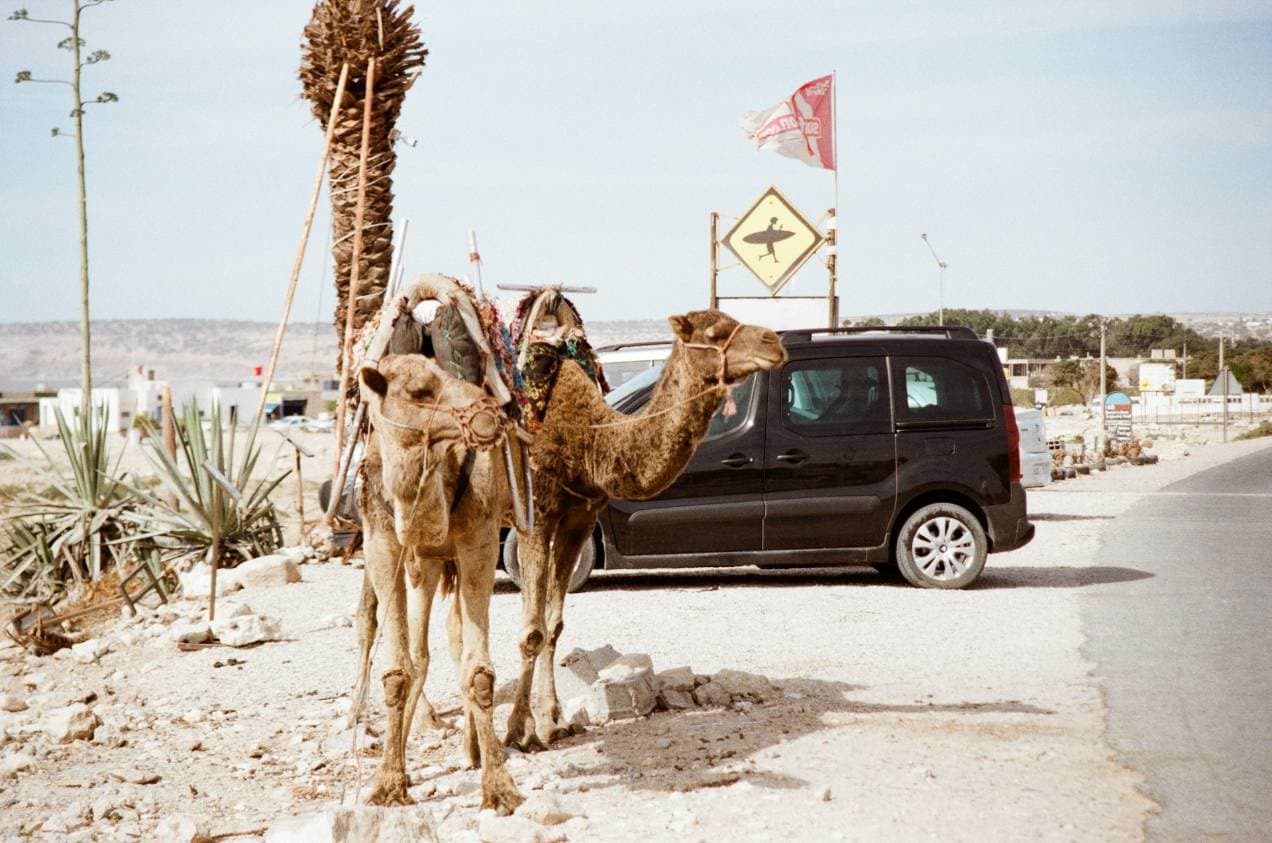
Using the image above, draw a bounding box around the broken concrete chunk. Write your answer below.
[596,653,653,682]
[228,555,302,589]
[710,669,773,702]
[655,666,696,693]
[558,645,621,684]
[41,703,100,743]
[263,805,437,842]
[586,671,656,723]
[561,695,590,730]
[151,814,208,843]
[178,564,241,598]
[691,681,732,709]
[71,638,111,663]
[210,614,282,647]
[167,620,212,645]
[517,793,575,826]
[657,689,696,711]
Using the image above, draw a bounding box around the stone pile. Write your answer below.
[557,645,775,727]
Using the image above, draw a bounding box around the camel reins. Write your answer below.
[587,322,747,429]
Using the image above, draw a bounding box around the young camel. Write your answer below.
[356,353,523,813]
[504,308,787,750]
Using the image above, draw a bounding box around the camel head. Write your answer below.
[667,308,787,386]
[360,354,491,547]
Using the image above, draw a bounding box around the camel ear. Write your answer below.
[360,365,388,399]
[668,314,695,341]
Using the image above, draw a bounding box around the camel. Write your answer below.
[355,350,523,812]
[503,307,787,750]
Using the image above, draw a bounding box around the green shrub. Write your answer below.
[1011,388,1035,407]
[1236,422,1272,441]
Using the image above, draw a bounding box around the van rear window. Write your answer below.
[896,357,992,424]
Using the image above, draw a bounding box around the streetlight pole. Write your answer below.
[921,233,948,324]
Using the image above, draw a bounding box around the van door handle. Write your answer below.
[720,454,752,468]
[776,449,808,465]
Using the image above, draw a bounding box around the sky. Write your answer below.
[1,1,1270,327]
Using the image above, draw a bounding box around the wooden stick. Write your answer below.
[332,58,377,484]
[160,385,178,510]
[294,446,305,545]
[253,62,351,433]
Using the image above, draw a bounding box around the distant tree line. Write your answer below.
[846,309,1272,392]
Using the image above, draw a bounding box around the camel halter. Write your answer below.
[371,393,509,451]
[681,321,746,417]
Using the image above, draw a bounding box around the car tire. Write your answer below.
[894,503,988,589]
[502,530,597,593]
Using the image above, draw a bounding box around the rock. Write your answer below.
[656,737,672,750]
[710,669,773,702]
[0,691,27,712]
[91,723,127,748]
[560,696,590,730]
[596,653,653,682]
[692,681,732,709]
[217,601,255,619]
[263,806,437,842]
[179,563,242,597]
[211,614,282,647]
[168,620,212,645]
[71,638,111,663]
[478,811,565,843]
[655,666,696,693]
[657,689,695,711]
[42,703,100,743]
[229,555,302,589]
[821,785,832,801]
[586,670,656,723]
[152,814,209,843]
[2,750,34,775]
[516,793,574,826]
[557,645,621,686]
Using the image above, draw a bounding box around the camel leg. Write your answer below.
[446,584,480,769]
[347,569,378,727]
[404,555,445,739]
[364,527,417,807]
[504,520,552,752]
[531,509,598,745]
[454,532,524,815]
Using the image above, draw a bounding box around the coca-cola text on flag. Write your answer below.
[741,74,835,170]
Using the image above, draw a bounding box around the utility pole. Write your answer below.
[1099,318,1107,459]
[921,233,948,324]
[1220,333,1228,443]
[1182,341,1188,379]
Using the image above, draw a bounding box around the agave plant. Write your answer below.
[0,406,138,601]
[130,401,285,567]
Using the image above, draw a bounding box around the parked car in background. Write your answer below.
[503,326,1034,591]
[594,341,672,388]
[267,415,313,431]
[1014,408,1052,488]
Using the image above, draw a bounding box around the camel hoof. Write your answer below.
[504,713,548,753]
[366,770,414,807]
[481,768,524,816]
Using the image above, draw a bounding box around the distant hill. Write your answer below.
[0,318,670,390]
[1,311,1267,389]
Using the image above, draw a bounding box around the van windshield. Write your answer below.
[605,361,665,410]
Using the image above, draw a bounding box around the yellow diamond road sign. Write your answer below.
[723,186,825,296]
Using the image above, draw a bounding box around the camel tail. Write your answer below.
[439,559,458,599]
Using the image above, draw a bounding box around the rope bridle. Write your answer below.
[588,322,747,429]
[370,393,510,452]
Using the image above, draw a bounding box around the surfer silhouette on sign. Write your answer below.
[743,216,796,262]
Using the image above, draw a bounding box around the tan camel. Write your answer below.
[504,308,787,750]
[356,352,522,813]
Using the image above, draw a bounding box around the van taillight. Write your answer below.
[1003,404,1021,483]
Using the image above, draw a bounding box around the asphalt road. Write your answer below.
[1084,444,1272,840]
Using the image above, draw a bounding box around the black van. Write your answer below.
[503,326,1034,590]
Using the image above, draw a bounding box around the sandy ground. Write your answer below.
[1,428,1270,841]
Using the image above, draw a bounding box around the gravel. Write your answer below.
[3,435,1267,840]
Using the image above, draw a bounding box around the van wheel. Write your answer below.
[502,531,596,593]
[895,503,987,589]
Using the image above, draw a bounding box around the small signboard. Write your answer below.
[722,186,825,296]
[1104,391,1133,443]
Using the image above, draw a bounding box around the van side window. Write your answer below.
[896,357,992,423]
[704,374,756,440]
[781,357,890,434]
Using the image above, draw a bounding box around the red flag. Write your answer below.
[741,75,835,170]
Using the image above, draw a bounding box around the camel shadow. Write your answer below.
[1029,513,1115,522]
[534,675,1057,795]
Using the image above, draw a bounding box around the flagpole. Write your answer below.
[829,69,840,328]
